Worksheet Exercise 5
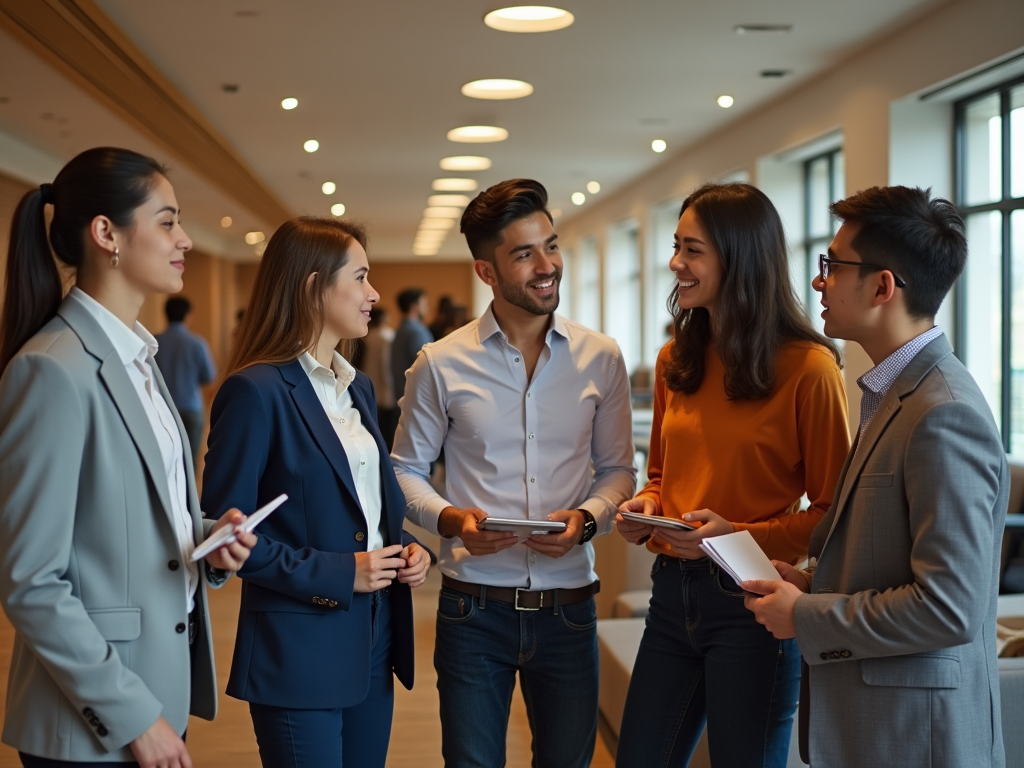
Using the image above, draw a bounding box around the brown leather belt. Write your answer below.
[442,575,599,611]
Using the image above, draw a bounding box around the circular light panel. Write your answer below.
[447,125,509,143]
[440,156,492,171]
[331,203,346,216]
[322,181,336,195]
[433,178,478,192]
[421,218,456,230]
[245,231,265,245]
[303,139,319,153]
[717,95,735,108]
[220,216,232,228]
[651,139,667,153]
[587,181,601,194]
[428,194,471,207]
[571,192,586,206]
[461,79,534,100]
[484,6,574,33]
[424,206,463,218]
[281,97,298,110]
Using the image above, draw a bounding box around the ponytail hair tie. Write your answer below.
[39,183,54,205]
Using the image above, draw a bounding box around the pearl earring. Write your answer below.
[110,247,119,268]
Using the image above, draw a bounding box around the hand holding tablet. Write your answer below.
[618,511,699,531]
[477,517,568,536]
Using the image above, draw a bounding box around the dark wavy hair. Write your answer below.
[460,178,551,262]
[664,183,841,399]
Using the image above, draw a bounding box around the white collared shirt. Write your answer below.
[299,351,384,551]
[69,287,198,611]
[391,304,637,590]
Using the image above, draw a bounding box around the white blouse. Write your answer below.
[299,351,384,551]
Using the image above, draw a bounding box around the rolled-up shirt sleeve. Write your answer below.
[391,349,451,535]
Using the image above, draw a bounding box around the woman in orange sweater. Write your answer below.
[614,183,850,768]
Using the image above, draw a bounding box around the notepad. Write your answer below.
[190,494,288,562]
[699,530,780,587]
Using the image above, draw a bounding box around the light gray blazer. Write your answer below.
[0,295,219,761]
[794,334,1007,768]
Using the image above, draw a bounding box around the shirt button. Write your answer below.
[530,477,536,483]
[515,357,520,362]
[529,433,534,439]
[527,392,531,398]
[355,532,365,542]
[360,460,365,465]
[168,560,180,571]
[175,623,186,634]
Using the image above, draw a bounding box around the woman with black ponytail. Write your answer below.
[0,147,255,768]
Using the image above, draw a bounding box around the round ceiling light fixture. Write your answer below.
[421,218,456,230]
[717,94,735,108]
[331,203,346,216]
[281,97,298,110]
[220,216,232,228]
[432,178,478,192]
[484,6,574,33]
[428,194,471,207]
[245,231,265,245]
[571,192,586,206]
[440,156,492,171]
[447,125,509,143]
[303,139,319,153]
[587,181,601,194]
[651,139,667,153]
[461,79,534,100]
[424,206,463,218]
[322,181,336,195]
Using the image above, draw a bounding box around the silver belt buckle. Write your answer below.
[514,587,540,611]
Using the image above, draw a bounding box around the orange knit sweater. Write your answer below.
[639,340,850,564]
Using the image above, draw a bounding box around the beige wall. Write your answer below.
[368,260,477,326]
[0,172,33,301]
[556,0,1024,433]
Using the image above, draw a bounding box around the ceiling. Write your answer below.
[0,0,944,261]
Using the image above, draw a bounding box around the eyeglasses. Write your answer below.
[818,254,906,288]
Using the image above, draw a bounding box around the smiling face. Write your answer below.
[117,174,192,296]
[670,207,723,316]
[487,211,563,316]
[321,240,379,340]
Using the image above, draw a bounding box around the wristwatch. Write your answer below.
[577,509,597,545]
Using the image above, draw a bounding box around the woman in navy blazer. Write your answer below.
[202,217,430,768]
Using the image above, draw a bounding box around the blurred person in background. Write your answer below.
[429,295,456,341]
[155,295,216,464]
[391,287,432,408]
[359,306,398,450]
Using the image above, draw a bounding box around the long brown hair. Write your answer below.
[664,183,840,399]
[1,147,166,372]
[226,216,367,376]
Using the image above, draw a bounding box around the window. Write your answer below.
[644,200,682,366]
[573,237,601,331]
[955,78,1024,454]
[558,246,572,320]
[801,149,845,333]
[604,222,642,373]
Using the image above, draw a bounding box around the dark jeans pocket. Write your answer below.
[559,598,597,631]
[437,588,476,624]
[713,565,747,599]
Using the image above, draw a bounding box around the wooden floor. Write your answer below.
[0,568,615,767]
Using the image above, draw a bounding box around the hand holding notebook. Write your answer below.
[698,530,780,588]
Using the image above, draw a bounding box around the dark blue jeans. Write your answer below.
[616,555,800,768]
[434,585,599,768]
[249,587,394,768]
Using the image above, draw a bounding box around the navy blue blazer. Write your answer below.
[202,359,415,709]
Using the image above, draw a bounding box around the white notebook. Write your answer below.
[699,530,780,587]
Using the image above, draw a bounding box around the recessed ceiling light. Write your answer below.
[428,194,471,207]
[421,218,456,230]
[331,203,346,216]
[447,125,509,143]
[424,207,463,218]
[440,156,492,171]
[587,181,601,194]
[571,192,586,206]
[322,181,336,195]
[651,139,667,153]
[461,79,534,100]
[281,97,298,110]
[414,246,440,256]
[433,178,478,192]
[303,139,319,153]
[484,6,574,33]
[220,216,232,228]
[760,69,792,78]
[717,95,735,108]
[734,23,793,34]
[245,231,265,245]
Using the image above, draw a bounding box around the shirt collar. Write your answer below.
[68,287,156,366]
[477,303,570,345]
[298,350,356,393]
[858,325,943,396]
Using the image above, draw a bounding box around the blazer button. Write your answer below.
[329,600,338,607]
[175,623,186,634]
[355,532,365,542]
[168,560,180,571]
[820,653,828,661]
[97,725,109,737]
[829,651,841,659]
[83,707,94,717]
[841,650,852,658]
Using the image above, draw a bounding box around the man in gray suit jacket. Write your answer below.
[744,186,1007,767]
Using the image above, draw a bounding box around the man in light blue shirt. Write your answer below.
[155,297,216,463]
[392,179,636,767]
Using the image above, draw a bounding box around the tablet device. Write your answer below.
[191,493,288,562]
[477,517,568,535]
[619,511,698,531]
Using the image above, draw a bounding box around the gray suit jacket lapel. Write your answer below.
[57,297,177,534]
[817,334,954,559]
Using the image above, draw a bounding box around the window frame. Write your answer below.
[801,148,844,314]
[954,74,1024,452]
